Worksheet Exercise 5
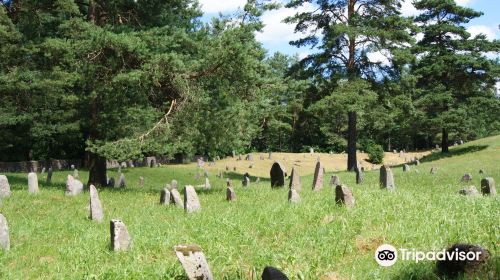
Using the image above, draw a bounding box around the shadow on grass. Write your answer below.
[420,145,488,163]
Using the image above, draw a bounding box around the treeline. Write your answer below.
[0,0,499,186]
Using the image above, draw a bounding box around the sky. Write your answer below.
[199,0,500,58]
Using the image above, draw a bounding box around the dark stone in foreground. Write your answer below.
[110,219,131,251]
[226,187,236,201]
[174,244,214,280]
[379,165,395,191]
[480,177,496,196]
[436,243,490,278]
[270,162,287,188]
[262,266,289,280]
[335,185,355,208]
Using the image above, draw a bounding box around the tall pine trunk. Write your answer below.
[88,152,107,186]
[441,127,449,153]
[347,111,357,171]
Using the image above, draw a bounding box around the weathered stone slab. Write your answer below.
[330,175,340,186]
[118,173,126,188]
[46,167,53,184]
[242,173,250,187]
[459,186,479,196]
[89,185,104,222]
[0,214,9,250]
[288,188,300,203]
[379,165,395,191]
[174,244,214,280]
[289,167,301,191]
[355,166,363,184]
[246,154,253,161]
[28,172,39,193]
[110,219,131,251]
[184,186,201,213]
[335,185,355,208]
[160,188,171,205]
[403,164,410,172]
[268,152,272,159]
[0,175,11,198]
[480,177,496,196]
[226,187,236,201]
[65,175,83,196]
[170,189,184,208]
[312,161,324,191]
[270,162,287,188]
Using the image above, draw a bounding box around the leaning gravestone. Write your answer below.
[355,166,363,184]
[46,167,53,184]
[0,175,11,198]
[110,219,131,251]
[174,244,214,280]
[0,214,9,250]
[379,165,395,191]
[65,175,83,196]
[288,188,300,203]
[160,188,171,205]
[335,185,355,208]
[458,186,479,196]
[461,173,472,183]
[89,185,104,222]
[118,173,126,188]
[270,162,287,188]
[170,189,184,208]
[226,187,236,201]
[480,177,496,196]
[330,175,340,186]
[289,167,301,191]
[312,161,324,191]
[403,164,410,172]
[28,172,39,193]
[184,186,201,213]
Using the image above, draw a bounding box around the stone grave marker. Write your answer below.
[110,219,131,251]
[174,244,214,280]
[379,165,395,191]
[184,186,201,213]
[0,214,9,250]
[89,185,104,222]
[289,167,301,191]
[0,175,11,198]
[270,162,287,188]
[480,177,496,196]
[335,185,355,208]
[312,161,324,191]
[28,172,39,193]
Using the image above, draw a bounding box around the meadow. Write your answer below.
[0,136,498,279]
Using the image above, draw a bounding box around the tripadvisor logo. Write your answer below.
[375,244,484,267]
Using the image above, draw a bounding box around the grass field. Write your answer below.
[0,136,499,279]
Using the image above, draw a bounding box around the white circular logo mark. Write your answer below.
[375,244,398,267]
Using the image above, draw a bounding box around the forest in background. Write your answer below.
[0,0,499,186]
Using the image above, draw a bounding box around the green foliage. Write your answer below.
[362,140,384,164]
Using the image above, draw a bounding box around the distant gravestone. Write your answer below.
[170,189,184,208]
[89,185,104,222]
[225,165,229,171]
[259,155,264,160]
[110,219,131,251]
[335,185,355,208]
[309,147,314,154]
[416,160,420,166]
[479,169,484,175]
[312,161,324,191]
[226,187,236,201]
[268,152,272,159]
[216,156,220,161]
[461,173,472,183]
[270,162,287,188]
[171,179,178,189]
[174,244,214,280]
[403,164,410,172]
[249,163,253,169]
[399,151,404,158]
[138,176,144,188]
[430,167,437,174]
[238,154,242,161]
[262,266,289,280]
[28,172,39,193]
[233,166,236,172]
[184,186,201,213]
[355,166,363,184]
[197,158,204,168]
[288,188,300,203]
[65,175,83,196]
[0,214,9,250]
[480,177,496,196]
[330,175,340,186]
[46,167,53,184]
[0,175,11,198]
[108,177,115,188]
[226,179,233,188]
[41,167,45,174]
[288,167,301,191]
[379,165,395,191]
[160,188,171,205]
[246,154,253,161]
[204,170,209,178]
[458,186,479,196]
[118,173,126,188]
[204,177,211,190]
[242,173,250,187]
[255,177,260,183]
[73,169,79,179]
[232,150,236,158]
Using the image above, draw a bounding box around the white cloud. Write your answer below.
[256,2,316,45]
[467,25,498,40]
[367,50,392,66]
[198,0,247,14]
[401,0,419,17]
[455,0,473,6]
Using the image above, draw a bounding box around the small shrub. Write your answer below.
[365,142,384,164]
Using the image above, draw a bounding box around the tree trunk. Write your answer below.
[441,127,449,153]
[87,152,107,187]
[347,111,357,171]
